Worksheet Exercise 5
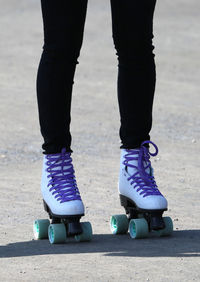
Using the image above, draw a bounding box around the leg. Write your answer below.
[109,2,171,235]
[37,0,88,154]
[110,0,157,148]
[34,1,93,244]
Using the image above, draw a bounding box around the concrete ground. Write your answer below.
[0,0,200,281]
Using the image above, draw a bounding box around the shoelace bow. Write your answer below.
[46,148,81,203]
[123,140,162,198]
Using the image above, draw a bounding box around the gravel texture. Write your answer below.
[0,0,200,281]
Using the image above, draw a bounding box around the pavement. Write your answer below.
[0,0,200,281]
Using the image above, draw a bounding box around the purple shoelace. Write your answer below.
[123,140,162,198]
[46,148,81,203]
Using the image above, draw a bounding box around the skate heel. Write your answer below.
[120,194,134,209]
[120,194,127,207]
[43,200,49,213]
[119,194,137,218]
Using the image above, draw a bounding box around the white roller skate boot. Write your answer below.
[110,141,173,239]
[119,140,167,211]
[41,148,84,216]
[33,148,92,244]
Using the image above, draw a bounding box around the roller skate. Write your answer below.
[110,141,173,239]
[33,148,92,244]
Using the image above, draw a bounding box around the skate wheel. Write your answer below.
[129,218,149,239]
[155,217,173,237]
[110,214,129,235]
[33,219,50,240]
[75,222,93,242]
[48,223,66,244]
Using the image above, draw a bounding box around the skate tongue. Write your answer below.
[126,161,150,176]
[125,149,150,176]
[51,159,72,177]
[126,158,138,175]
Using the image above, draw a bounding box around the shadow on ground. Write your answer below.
[0,230,199,258]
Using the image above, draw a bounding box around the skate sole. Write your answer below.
[119,194,167,213]
[43,200,84,219]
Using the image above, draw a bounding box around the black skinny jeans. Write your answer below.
[37,0,157,154]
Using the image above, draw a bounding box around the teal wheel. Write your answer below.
[129,218,149,239]
[110,214,129,235]
[75,222,93,242]
[48,223,66,244]
[155,217,173,237]
[33,219,50,240]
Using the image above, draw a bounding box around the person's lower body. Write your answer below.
[37,0,88,154]
[36,0,88,222]
[37,0,156,153]
[110,0,157,149]
[36,0,168,227]
[109,0,168,213]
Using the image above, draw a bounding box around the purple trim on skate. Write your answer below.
[46,148,81,203]
[123,140,162,198]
